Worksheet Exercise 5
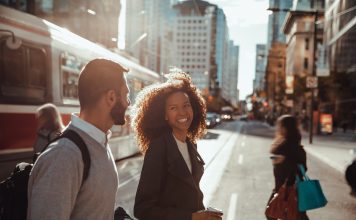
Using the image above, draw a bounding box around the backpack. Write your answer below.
[0,129,90,220]
[345,160,356,191]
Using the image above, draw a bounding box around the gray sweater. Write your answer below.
[27,125,118,220]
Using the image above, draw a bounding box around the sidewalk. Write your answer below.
[303,142,354,173]
[302,130,356,173]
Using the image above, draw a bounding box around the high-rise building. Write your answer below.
[215,8,228,88]
[266,42,286,115]
[228,44,239,106]
[267,0,293,50]
[322,0,356,127]
[254,44,267,92]
[325,0,356,74]
[172,0,218,91]
[221,41,239,105]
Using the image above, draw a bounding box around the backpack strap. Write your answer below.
[61,130,91,185]
[38,129,91,185]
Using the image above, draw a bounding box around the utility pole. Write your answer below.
[309,10,318,144]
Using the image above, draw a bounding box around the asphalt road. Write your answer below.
[116,120,356,219]
[208,120,356,220]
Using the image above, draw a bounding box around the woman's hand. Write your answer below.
[192,210,222,220]
[270,154,285,165]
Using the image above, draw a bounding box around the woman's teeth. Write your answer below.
[178,118,188,123]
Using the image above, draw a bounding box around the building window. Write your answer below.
[304,57,309,69]
[305,38,309,50]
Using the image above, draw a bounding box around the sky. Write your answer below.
[118,0,270,100]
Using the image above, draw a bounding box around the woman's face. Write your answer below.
[165,91,194,134]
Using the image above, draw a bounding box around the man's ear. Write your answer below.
[106,90,117,107]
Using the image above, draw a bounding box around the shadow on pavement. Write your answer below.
[203,131,220,140]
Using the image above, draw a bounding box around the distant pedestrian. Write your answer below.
[342,120,348,133]
[132,72,222,220]
[33,103,64,154]
[266,115,309,220]
[27,59,130,220]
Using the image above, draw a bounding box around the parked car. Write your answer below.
[206,112,218,128]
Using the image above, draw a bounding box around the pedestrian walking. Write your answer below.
[266,115,309,220]
[33,103,64,154]
[27,59,130,220]
[132,72,222,220]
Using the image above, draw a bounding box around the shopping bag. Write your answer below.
[265,183,299,220]
[296,164,328,211]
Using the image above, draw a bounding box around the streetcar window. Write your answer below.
[2,46,25,86]
[0,40,47,104]
[28,48,46,88]
[60,53,86,104]
[62,70,79,99]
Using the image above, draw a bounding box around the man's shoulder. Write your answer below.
[40,136,83,163]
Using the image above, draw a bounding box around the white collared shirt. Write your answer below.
[71,113,112,148]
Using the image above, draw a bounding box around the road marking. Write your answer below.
[118,173,140,189]
[238,154,243,165]
[201,132,239,205]
[241,142,245,148]
[226,193,238,220]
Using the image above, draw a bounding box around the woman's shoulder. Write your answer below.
[147,132,171,151]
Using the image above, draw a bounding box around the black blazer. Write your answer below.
[134,132,205,220]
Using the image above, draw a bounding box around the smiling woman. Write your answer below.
[131,72,223,220]
[131,72,206,154]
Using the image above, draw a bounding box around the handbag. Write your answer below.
[296,164,328,211]
[265,182,299,220]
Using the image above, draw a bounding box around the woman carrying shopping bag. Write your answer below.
[266,115,309,220]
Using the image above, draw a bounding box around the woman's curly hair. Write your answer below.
[131,72,207,154]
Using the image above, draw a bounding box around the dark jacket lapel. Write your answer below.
[187,141,205,186]
[165,133,200,190]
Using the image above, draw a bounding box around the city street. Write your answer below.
[116,120,356,219]
[1,1,356,219]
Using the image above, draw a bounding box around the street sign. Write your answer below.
[306,76,318,88]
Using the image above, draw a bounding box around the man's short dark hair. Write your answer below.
[78,58,129,109]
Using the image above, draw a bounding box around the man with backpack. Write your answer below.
[27,59,131,220]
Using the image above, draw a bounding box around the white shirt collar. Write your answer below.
[71,113,112,148]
